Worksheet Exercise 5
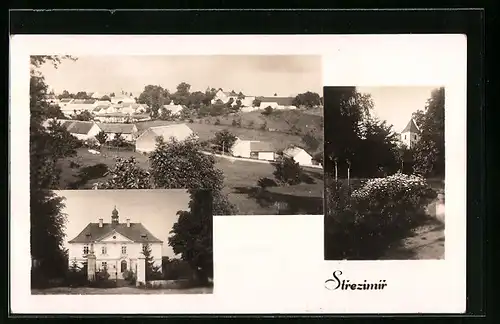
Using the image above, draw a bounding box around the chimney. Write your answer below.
[98,219,103,227]
[126,219,130,227]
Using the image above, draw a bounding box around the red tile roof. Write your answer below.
[68,222,162,244]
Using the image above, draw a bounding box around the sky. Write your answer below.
[54,189,192,257]
[39,55,322,98]
[357,86,440,132]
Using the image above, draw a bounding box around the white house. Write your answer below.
[162,102,184,116]
[111,95,136,105]
[400,118,421,149]
[230,138,275,161]
[96,123,139,142]
[135,124,197,153]
[283,146,314,166]
[94,112,131,124]
[67,206,163,279]
[257,96,297,110]
[59,120,102,141]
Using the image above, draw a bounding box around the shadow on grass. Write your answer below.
[233,186,323,215]
[67,163,109,189]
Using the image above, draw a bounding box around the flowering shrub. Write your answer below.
[351,173,436,231]
[324,172,437,260]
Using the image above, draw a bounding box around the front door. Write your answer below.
[120,260,127,278]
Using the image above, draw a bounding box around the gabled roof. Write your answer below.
[250,141,274,152]
[402,118,420,133]
[257,96,295,106]
[140,124,195,142]
[283,146,311,158]
[61,120,98,135]
[68,222,162,244]
[97,123,137,134]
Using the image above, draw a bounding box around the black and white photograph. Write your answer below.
[31,189,214,295]
[31,55,324,216]
[323,86,445,260]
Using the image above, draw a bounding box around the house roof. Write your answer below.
[59,98,73,103]
[141,124,195,142]
[402,119,420,133]
[250,141,275,152]
[68,222,162,244]
[257,96,295,106]
[61,120,98,135]
[283,146,310,158]
[97,123,137,134]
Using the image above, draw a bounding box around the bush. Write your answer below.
[214,118,221,125]
[324,173,437,260]
[88,267,117,288]
[257,177,278,188]
[272,156,303,186]
[162,258,195,280]
[123,269,137,286]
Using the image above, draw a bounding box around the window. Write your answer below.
[101,261,107,269]
[101,245,107,255]
[121,245,127,254]
[83,245,89,254]
[404,135,407,140]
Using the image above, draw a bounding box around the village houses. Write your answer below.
[67,206,163,279]
[230,138,276,161]
[135,124,197,153]
[97,123,139,142]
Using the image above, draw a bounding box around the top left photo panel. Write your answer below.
[29,55,324,215]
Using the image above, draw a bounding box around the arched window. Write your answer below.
[121,260,127,272]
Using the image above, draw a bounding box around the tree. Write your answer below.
[100,95,111,101]
[30,55,77,279]
[168,190,214,284]
[110,92,115,97]
[95,131,108,145]
[302,132,321,152]
[272,156,303,186]
[213,129,237,153]
[73,110,93,121]
[293,91,322,108]
[261,106,274,116]
[75,91,89,99]
[252,98,262,107]
[237,92,245,100]
[58,90,72,99]
[141,243,161,280]
[274,93,277,96]
[95,157,151,189]
[46,105,66,119]
[148,136,237,215]
[412,87,445,177]
[137,85,169,118]
[110,133,126,147]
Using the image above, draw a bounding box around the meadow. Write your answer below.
[58,147,324,215]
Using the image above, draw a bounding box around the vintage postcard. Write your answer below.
[10,34,466,314]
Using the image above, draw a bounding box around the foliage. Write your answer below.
[272,156,303,186]
[257,177,279,188]
[213,129,237,153]
[123,269,137,285]
[109,133,127,147]
[84,137,101,150]
[142,243,163,281]
[64,259,88,287]
[96,157,151,189]
[252,98,262,107]
[261,106,274,116]
[137,85,169,118]
[100,95,111,101]
[293,91,322,108]
[46,105,66,119]
[412,87,445,177]
[90,267,117,288]
[162,257,195,280]
[324,173,437,260]
[95,130,108,145]
[168,190,214,285]
[302,132,321,152]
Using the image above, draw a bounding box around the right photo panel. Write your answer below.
[323,86,445,261]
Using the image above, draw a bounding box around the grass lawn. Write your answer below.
[31,286,213,295]
[59,148,324,215]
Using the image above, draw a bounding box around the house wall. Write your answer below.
[257,151,275,161]
[401,131,420,149]
[230,140,251,158]
[135,129,159,153]
[105,132,135,142]
[293,150,313,166]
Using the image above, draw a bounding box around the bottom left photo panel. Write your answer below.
[30,189,214,295]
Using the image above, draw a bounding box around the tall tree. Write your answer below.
[412,87,445,177]
[168,190,214,284]
[141,243,161,280]
[293,91,322,108]
[213,129,237,153]
[137,85,169,118]
[30,55,77,279]
[95,157,151,189]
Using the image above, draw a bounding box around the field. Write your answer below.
[58,148,324,215]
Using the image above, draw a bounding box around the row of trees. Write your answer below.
[58,90,132,101]
[324,87,444,179]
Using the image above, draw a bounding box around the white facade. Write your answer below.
[401,131,420,149]
[135,124,196,153]
[230,139,253,158]
[257,151,275,161]
[71,123,102,141]
[283,147,314,166]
